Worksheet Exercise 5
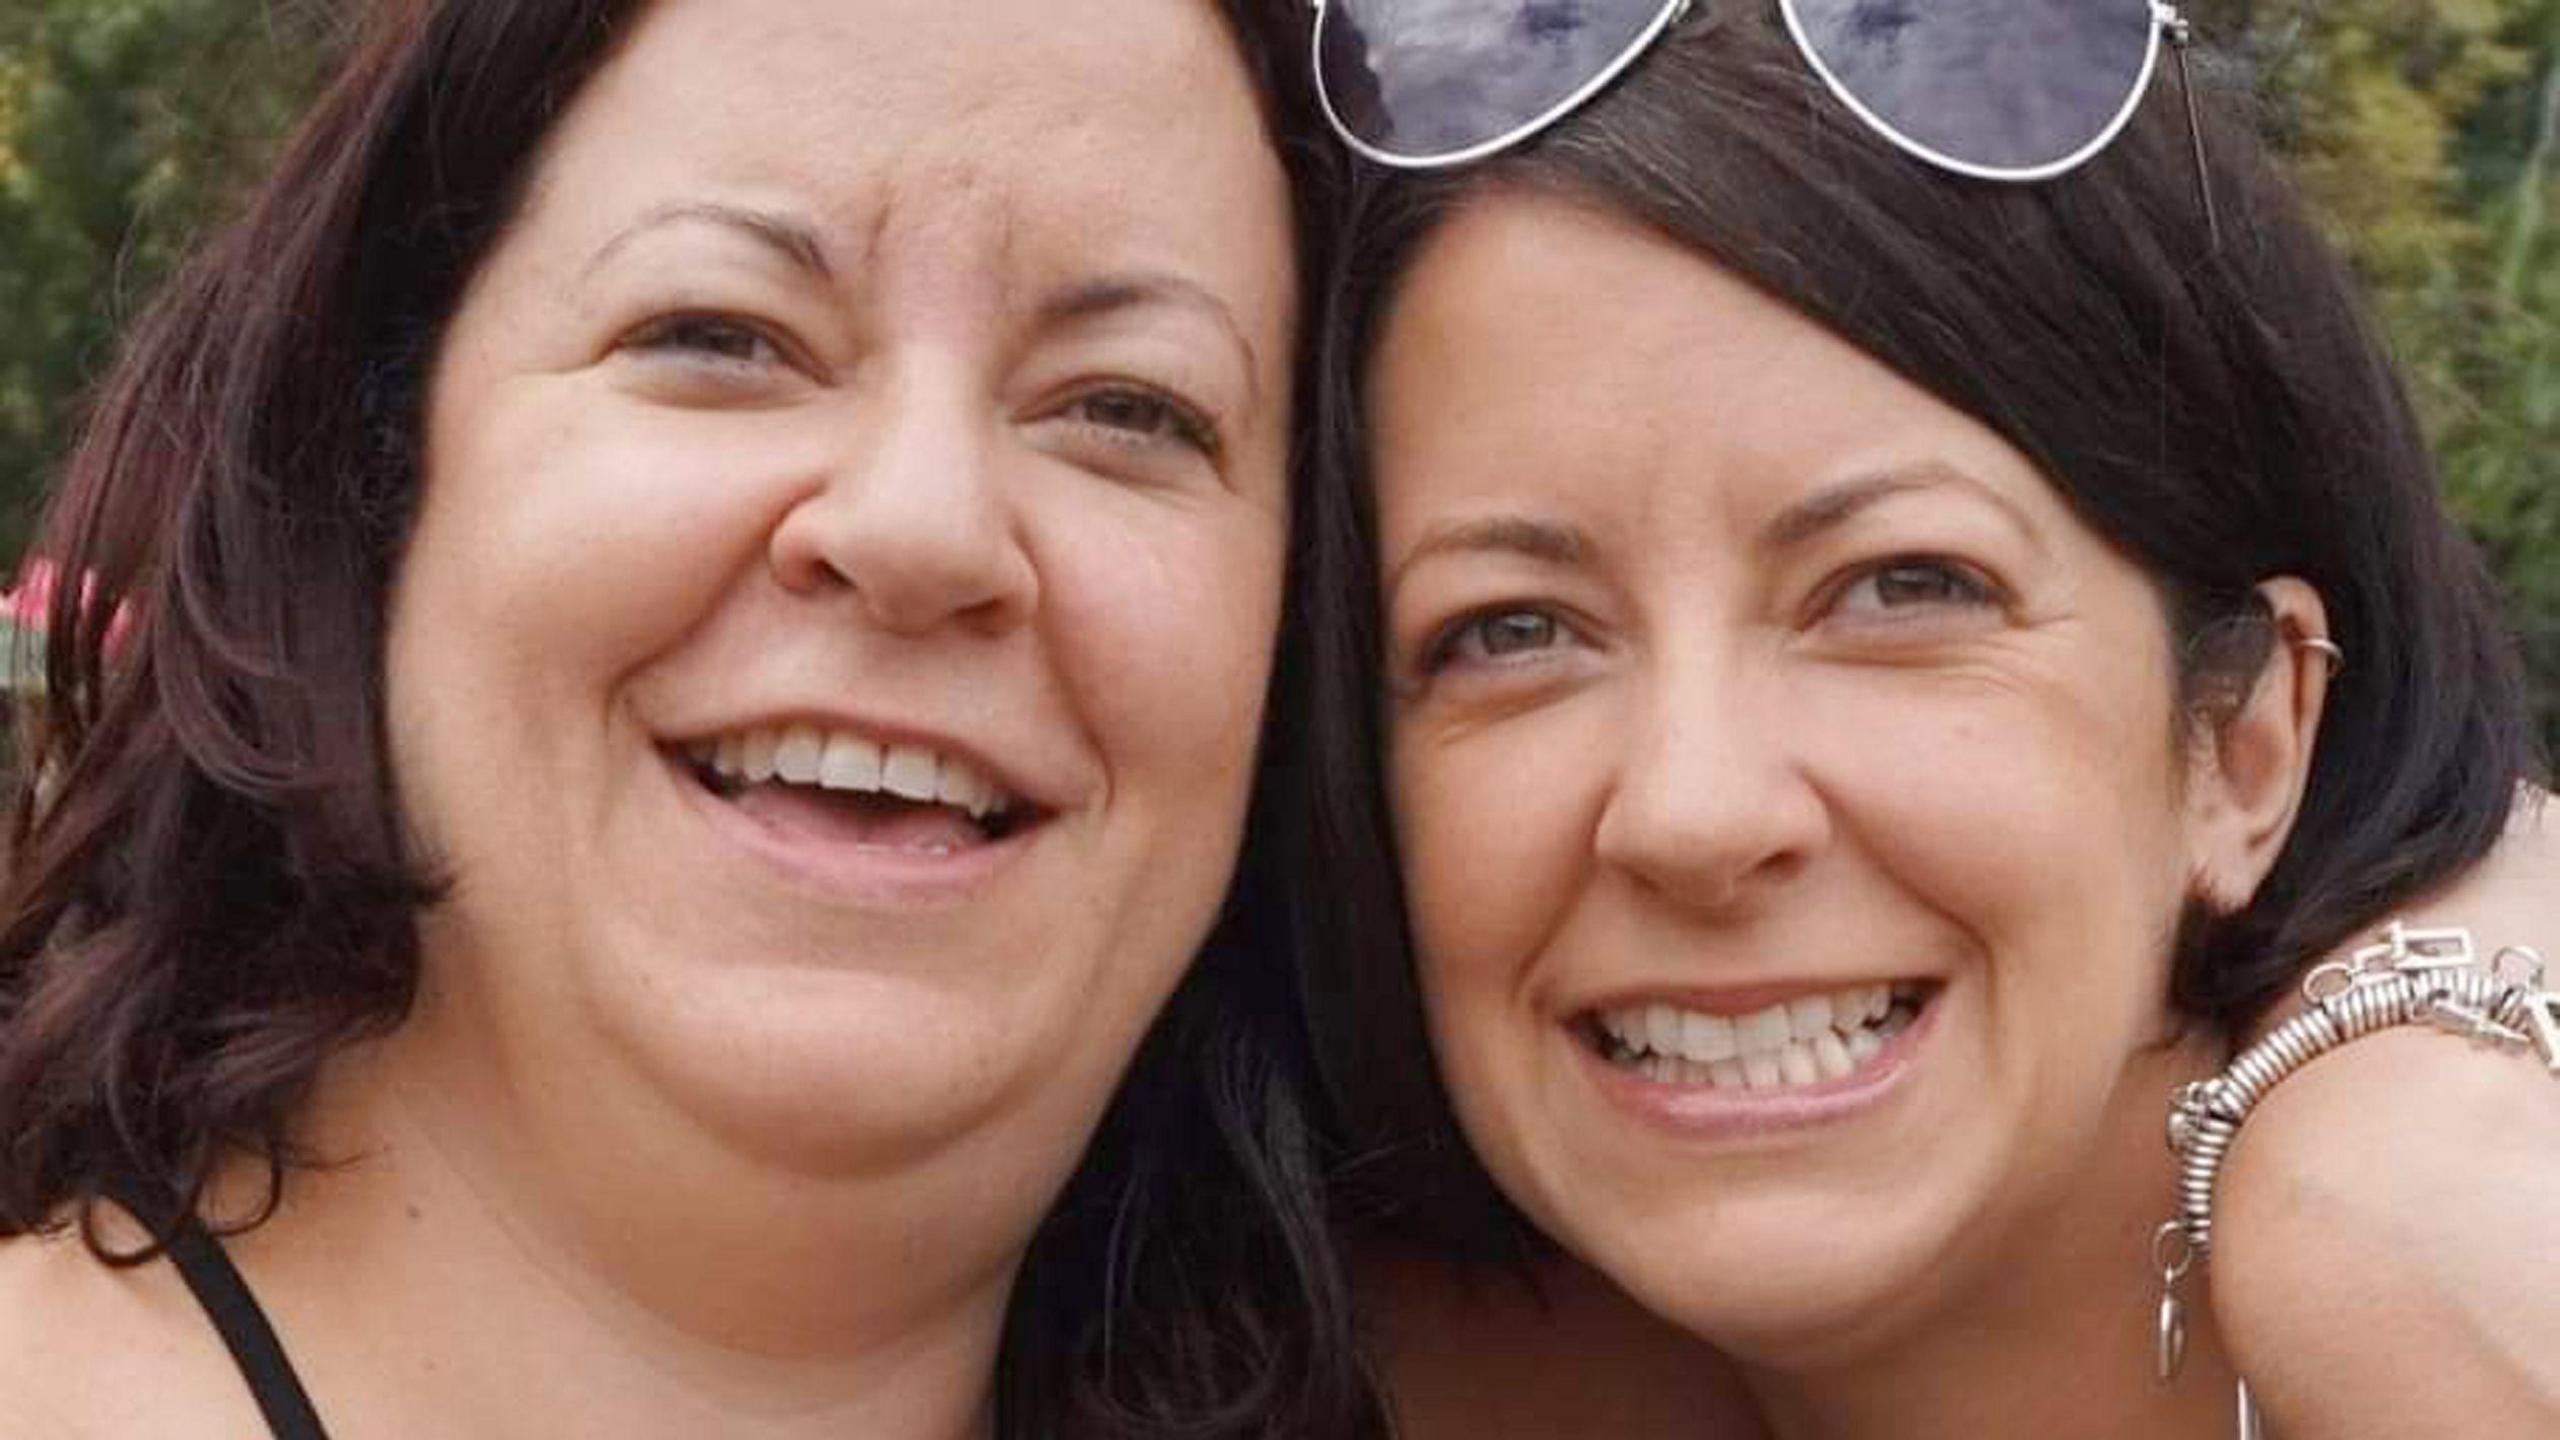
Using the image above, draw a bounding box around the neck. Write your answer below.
[1736,1036,2247,1440]
[208,1032,1020,1440]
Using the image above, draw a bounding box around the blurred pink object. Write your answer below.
[2,558,135,651]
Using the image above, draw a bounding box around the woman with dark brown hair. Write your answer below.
[1289,2,2560,1435]
[0,2,1380,1436]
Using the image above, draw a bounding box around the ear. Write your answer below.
[2187,578,2334,911]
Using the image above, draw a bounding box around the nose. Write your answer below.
[767,374,1038,636]
[1591,648,1831,913]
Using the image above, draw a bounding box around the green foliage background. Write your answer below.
[2198,0,2560,764]
[0,0,2555,757]
[0,0,332,544]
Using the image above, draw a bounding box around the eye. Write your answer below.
[1423,606,1571,672]
[1829,557,2001,619]
[1060,385,1219,457]
[620,313,789,370]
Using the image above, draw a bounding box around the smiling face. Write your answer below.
[1371,191,2244,1360]
[383,0,1293,1198]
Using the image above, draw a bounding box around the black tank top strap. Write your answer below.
[99,1175,333,1440]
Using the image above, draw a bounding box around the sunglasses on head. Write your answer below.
[1311,0,2216,232]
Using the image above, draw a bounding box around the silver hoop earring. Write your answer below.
[2292,636,2345,676]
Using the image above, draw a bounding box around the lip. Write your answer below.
[662,743,1047,910]
[1571,983,1942,1141]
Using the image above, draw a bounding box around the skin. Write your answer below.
[1377,802,2560,1440]
[1363,187,2558,1439]
[2213,794,2560,1435]
[0,1,1294,1435]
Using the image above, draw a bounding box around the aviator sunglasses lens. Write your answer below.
[1780,0,2162,178]
[1315,0,1686,166]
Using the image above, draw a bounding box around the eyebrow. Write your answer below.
[582,202,833,282]
[1387,514,1592,594]
[1759,463,2041,554]
[1035,272,1264,412]
[1387,462,2041,593]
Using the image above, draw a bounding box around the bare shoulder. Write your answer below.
[2213,863,2560,1438]
[1362,1244,1769,1440]
[0,1210,268,1438]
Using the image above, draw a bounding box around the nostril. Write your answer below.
[770,549,854,597]
[765,500,859,597]
[765,478,1037,634]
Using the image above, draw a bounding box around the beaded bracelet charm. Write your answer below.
[2152,920,2557,1440]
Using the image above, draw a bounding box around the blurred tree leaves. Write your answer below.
[0,0,2553,754]
[0,0,330,557]
[2203,0,2560,757]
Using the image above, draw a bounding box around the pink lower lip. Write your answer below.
[1573,993,1939,1140]
[667,751,1040,909]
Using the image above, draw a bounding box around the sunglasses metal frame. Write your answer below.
[1308,0,1696,170]
[1779,0,2189,183]
[1310,0,2208,234]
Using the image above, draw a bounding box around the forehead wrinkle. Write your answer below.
[996,172,1022,319]
[847,157,1028,318]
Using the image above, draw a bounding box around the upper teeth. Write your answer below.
[694,724,1009,820]
[1595,982,1920,1087]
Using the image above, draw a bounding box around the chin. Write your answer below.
[1527,1166,1991,1370]
[589,969,1099,1180]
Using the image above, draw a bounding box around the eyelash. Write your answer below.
[1411,556,2003,681]
[1416,605,1576,677]
[1823,555,2004,621]
[616,317,1217,458]
[620,312,793,371]
[1056,384,1221,459]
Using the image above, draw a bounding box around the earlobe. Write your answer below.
[2188,578,2334,910]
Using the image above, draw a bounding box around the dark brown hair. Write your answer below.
[1282,0,2537,1250]
[0,1,1379,1434]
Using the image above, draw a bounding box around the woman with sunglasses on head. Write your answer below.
[0,2,1391,1437]
[1289,2,2560,1436]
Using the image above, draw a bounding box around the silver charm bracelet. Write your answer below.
[2153,921,2559,1439]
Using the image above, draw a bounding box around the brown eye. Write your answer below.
[625,314,784,367]
[1067,386,1218,455]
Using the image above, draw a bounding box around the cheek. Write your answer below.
[389,380,825,865]
[1023,498,1283,1051]
[1392,705,1606,1019]
[414,385,823,668]
[1033,490,1284,818]
[1807,670,2193,1073]
[1814,656,2187,910]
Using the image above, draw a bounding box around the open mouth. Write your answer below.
[675,723,1046,852]
[1582,980,1939,1093]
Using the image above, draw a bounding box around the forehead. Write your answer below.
[511,0,1293,329]
[1378,190,1913,444]
[1369,190,2075,553]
